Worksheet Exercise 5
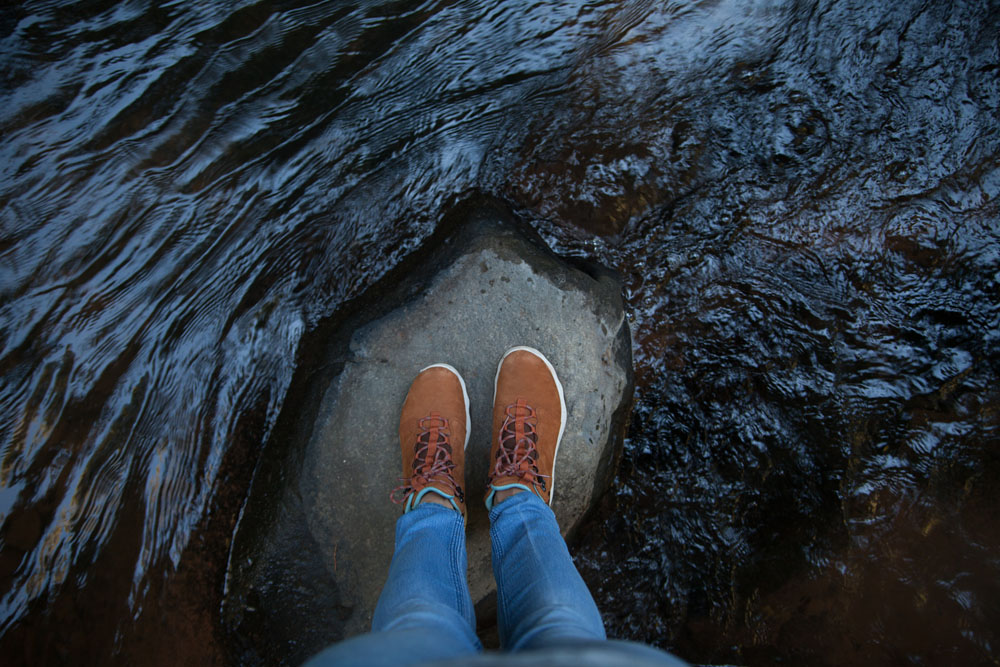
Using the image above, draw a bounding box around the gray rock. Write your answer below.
[222,196,633,665]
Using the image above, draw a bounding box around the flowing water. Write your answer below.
[1,0,998,664]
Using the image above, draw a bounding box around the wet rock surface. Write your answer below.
[222,197,633,664]
[3,1,998,664]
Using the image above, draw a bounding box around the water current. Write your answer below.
[1,0,998,664]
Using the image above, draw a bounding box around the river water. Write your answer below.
[1,0,998,664]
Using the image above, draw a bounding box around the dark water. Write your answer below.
[1,0,998,664]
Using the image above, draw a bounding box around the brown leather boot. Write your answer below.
[392,363,469,518]
[485,347,566,510]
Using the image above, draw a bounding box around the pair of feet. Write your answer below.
[392,347,566,519]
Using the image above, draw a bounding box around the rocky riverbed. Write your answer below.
[1,0,997,664]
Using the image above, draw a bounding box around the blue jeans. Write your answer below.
[310,492,604,665]
[305,492,683,666]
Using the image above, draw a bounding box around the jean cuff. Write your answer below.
[487,487,551,523]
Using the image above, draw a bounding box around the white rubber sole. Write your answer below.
[419,363,471,451]
[493,346,567,504]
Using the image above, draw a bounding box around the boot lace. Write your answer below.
[391,413,465,504]
[488,399,548,490]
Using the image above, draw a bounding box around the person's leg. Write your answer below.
[484,347,606,650]
[372,502,480,641]
[305,363,480,666]
[306,502,481,666]
[490,490,605,650]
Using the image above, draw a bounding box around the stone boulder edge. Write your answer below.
[222,195,634,664]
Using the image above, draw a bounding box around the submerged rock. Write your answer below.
[223,196,633,664]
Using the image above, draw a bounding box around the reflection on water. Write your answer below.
[1,0,998,663]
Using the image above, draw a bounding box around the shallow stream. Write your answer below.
[1,0,998,664]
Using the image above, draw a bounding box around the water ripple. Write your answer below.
[1,0,999,664]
